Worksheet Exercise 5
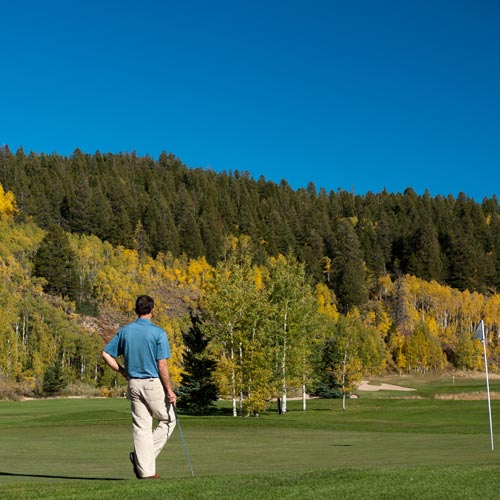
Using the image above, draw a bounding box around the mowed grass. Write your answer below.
[1,376,499,499]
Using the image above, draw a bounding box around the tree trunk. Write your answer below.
[239,343,243,417]
[282,381,287,414]
[341,350,348,411]
[229,323,237,417]
[281,312,288,414]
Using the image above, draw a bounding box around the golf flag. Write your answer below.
[473,319,494,451]
[474,320,485,341]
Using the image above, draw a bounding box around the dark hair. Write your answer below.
[135,295,155,316]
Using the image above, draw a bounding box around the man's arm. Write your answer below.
[157,358,177,405]
[101,350,128,379]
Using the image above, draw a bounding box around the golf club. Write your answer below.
[174,406,195,476]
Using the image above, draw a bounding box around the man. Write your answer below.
[102,295,177,480]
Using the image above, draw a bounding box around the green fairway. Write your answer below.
[1,378,499,499]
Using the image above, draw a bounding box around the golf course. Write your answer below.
[1,375,499,499]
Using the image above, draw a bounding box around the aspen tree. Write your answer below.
[0,183,17,219]
[266,254,318,413]
[202,236,271,416]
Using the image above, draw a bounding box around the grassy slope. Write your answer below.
[1,376,499,499]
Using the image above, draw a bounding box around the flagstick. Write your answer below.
[481,326,494,450]
[477,320,494,450]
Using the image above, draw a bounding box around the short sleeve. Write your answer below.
[156,330,171,360]
[103,331,122,357]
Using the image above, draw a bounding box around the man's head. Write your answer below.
[135,295,155,317]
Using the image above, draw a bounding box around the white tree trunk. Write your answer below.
[281,312,288,414]
[282,382,287,414]
[341,350,348,411]
[81,354,85,380]
[281,347,287,414]
[239,343,244,417]
[231,362,237,417]
[229,322,237,417]
[302,383,307,411]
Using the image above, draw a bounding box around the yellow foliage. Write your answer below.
[364,310,376,326]
[252,265,268,291]
[155,316,185,386]
[187,256,213,288]
[390,331,407,372]
[483,294,500,331]
[315,283,339,321]
[378,274,394,297]
[0,183,17,220]
[346,307,361,320]
[426,316,439,337]
[378,310,392,337]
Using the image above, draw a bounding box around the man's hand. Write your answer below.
[102,350,127,379]
[117,364,128,380]
[158,358,177,405]
[166,390,177,406]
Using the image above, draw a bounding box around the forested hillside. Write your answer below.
[1,145,499,410]
[2,145,500,308]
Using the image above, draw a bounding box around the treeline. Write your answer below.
[1,145,500,409]
[0,181,499,409]
[2,146,500,315]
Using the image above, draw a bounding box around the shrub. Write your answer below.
[0,375,36,400]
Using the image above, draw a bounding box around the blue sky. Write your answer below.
[1,0,499,201]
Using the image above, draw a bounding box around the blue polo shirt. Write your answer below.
[104,318,171,378]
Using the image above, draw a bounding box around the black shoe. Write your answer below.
[129,451,140,479]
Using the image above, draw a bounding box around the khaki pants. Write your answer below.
[128,378,176,477]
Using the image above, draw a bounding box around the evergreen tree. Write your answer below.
[407,211,443,282]
[235,175,259,235]
[199,185,225,264]
[33,225,79,302]
[488,210,500,291]
[332,219,368,312]
[42,358,67,396]
[87,185,115,241]
[177,310,218,414]
[175,185,204,258]
[356,216,386,286]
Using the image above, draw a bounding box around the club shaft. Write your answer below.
[174,407,195,476]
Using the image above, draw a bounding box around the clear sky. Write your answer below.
[1,0,499,201]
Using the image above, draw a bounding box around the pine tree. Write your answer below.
[332,219,368,312]
[177,310,218,414]
[42,358,67,396]
[33,225,79,302]
[174,185,204,258]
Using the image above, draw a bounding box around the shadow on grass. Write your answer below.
[0,471,125,481]
[176,406,235,417]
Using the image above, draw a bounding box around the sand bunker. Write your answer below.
[358,380,416,392]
